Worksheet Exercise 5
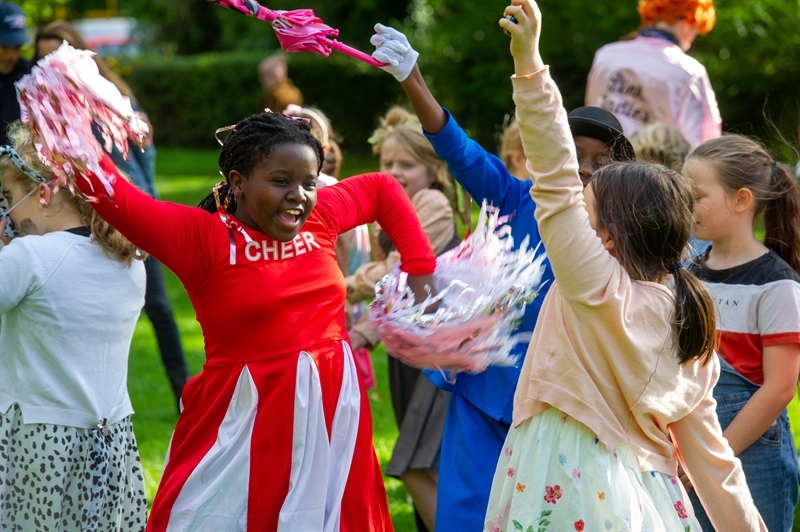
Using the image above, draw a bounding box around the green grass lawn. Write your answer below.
[133,148,800,530]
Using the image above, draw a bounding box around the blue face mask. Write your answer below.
[1,187,37,238]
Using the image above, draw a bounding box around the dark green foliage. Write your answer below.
[411,0,798,155]
[691,1,800,158]
[119,52,403,152]
[123,0,410,55]
[119,0,797,158]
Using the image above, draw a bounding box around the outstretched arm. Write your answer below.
[316,172,436,304]
[345,188,452,304]
[76,155,222,291]
[372,23,528,210]
[503,0,618,301]
[371,23,446,134]
[401,66,447,135]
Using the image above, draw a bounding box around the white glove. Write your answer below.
[371,23,419,82]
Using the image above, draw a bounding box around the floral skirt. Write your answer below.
[0,403,147,531]
[484,408,700,532]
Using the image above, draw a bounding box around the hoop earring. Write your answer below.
[39,190,50,216]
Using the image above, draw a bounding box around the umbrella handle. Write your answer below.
[329,40,388,68]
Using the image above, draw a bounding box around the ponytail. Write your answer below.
[592,162,717,365]
[764,162,800,273]
[671,266,718,364]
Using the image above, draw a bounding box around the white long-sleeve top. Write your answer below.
[0,230,145,428]
[585,35,721,148]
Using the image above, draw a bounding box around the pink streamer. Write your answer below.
[212,0,387,67]
[16,43,148,199]
[368,203,549,378]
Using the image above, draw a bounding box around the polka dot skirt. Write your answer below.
[0,403,147,531]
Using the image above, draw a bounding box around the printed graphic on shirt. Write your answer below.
[598,71,652,128]
[244,232,322,262]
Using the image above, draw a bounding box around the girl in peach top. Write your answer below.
[484,2,764,530]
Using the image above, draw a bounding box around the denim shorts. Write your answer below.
[689,357,799,531]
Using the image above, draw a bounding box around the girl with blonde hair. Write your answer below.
[0,122,147,530]
[346,105,461,531]
[34,21,191,409]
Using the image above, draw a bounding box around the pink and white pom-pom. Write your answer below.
[368,202,548,378]
[16,42,148,197]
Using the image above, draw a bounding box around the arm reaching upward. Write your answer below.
[371,24,445,134]
[373,23,529,211]
[76,154,222,291]
[400,66,447,135]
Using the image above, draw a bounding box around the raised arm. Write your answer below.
[76,154,222,290]
[503,0,617,301]
[316,172,436,277]
[373,24,528,210]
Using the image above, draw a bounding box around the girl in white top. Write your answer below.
[0,122,147,531]
[484,2,765,530]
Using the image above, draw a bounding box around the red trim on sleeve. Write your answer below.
[762,332,800,347]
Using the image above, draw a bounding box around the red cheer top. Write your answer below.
[79,155,436,365]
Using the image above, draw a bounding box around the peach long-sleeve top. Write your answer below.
[513,68,764,531]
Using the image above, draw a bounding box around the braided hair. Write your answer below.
[199,112,325,214]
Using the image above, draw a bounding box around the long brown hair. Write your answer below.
[592,162,718,364]
[34,21,137,102]
[688,135,800,274]
[1,122,144,265]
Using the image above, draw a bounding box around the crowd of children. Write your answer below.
[1,0,799,531]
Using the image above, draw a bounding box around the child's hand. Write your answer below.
[677,462,694,493]
[499,0,545,76]
[371,24,419,82]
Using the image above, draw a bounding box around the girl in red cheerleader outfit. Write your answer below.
[76,111,436,531]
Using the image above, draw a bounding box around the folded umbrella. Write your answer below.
[210,0,387,67]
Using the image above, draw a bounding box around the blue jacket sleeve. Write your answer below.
[424,109,530,214]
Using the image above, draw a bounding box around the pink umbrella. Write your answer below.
[210,0,387,67]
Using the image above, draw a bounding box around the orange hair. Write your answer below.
[637,0,716,34]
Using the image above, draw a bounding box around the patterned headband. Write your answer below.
[0,145,48,183]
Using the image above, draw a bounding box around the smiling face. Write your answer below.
[683,158,736,242]
[379,137,435,200]
[230,143,319,242]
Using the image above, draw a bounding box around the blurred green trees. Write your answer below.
[402,0,799,154]
[23,0,799,154]
[127,0,799,154]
